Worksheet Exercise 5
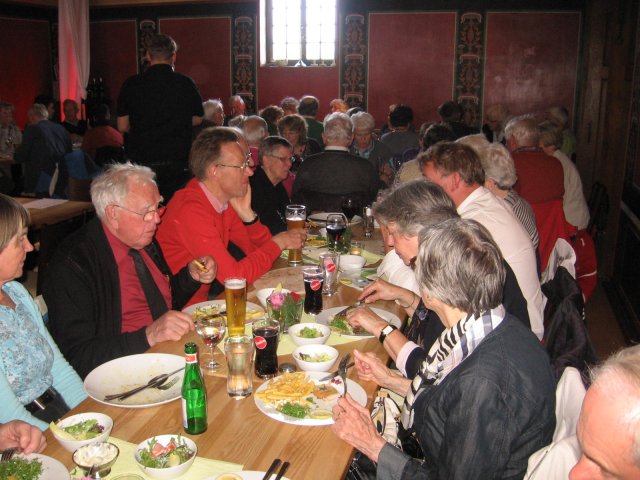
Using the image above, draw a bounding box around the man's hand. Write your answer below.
[229,184,255,222]
[0,421,46,454]
[145,310,194,347]
[271,229,306,251]
[188,256,217,284]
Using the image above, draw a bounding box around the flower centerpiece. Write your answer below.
[266,287,304,333]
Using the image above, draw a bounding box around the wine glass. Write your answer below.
[196,316,227,370]
[341,197,359,224]
[326,213,347,252]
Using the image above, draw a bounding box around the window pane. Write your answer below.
[273,43,287,61]
[307,43,320,60]
[320,42,335,60]
[288,43,301,59]
[287,24,301,44]
[306,24,321,43]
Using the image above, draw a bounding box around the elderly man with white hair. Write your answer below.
[570,345,640,480]
[292,112,379,212]
[350,111,394,187]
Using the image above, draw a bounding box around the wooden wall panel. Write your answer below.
[89,20,137,108]
[258,66,339,119]
[368,12,457,129]
[0,17,52,127]
[484,12,581,119]
[160,17,232,104]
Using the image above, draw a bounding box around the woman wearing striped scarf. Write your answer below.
[331,218,556,479]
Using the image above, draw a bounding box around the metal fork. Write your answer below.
[1,448,17,463]
[338,353,351,396]
[155,376,180,390]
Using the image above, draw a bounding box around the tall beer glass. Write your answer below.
[286,204,306,265]
[225,277,247,336]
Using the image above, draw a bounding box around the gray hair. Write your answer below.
[90,162,157,219]
[479,143,517,189]
[372,180,458,237]
[456,133,490,152]
[242,115,268,145]
[351,111,375,132]
[547,106,569,128]
[203,99,223,121]
[415,218,505,315]
[28,103,48,120]
[0,193,30,251]
[538,121,562,149]
[323,112,353,144]
[590,345,640,466]
[504,114,540,147]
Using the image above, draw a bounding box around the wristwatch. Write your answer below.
[378,324,397,344]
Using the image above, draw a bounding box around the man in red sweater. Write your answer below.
[157,127,306,305]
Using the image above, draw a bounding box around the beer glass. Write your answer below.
[225,277,247,336]
[319,251,340,296]
[224,335,254,399]
[286,204,306,265]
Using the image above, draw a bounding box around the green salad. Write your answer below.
[137,436,195,469]
[299,352,333,362]
[62,419,104,440]
[0,457,43,480]
[278,402,310,418]
[297,327,322,338]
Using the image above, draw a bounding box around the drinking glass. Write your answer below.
[224,335,254,399]
[286,204,306,265]
[225,277,247,336]
[341,197,359,224]
[319,251,340,296]
[326,213,347,252]
[196,316,227,370]
[363,206,374,238]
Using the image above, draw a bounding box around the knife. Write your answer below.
[319,362,354,382]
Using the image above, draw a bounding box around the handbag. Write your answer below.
[346,392,424,480]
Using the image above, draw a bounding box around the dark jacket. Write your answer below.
[43,218,199,378]
[378,316,556,480]
[250,166,290,234]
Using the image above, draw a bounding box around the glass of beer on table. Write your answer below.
[286,204,306,265]
[225,277,247,336]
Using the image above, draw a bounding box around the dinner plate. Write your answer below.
[203,472,290,480]
[254,371,367,426]
[308,212,362,226]
[84,353,184,408]
[316,306,402,338]
[13,453,70,479]
[304,234,328,249]
[183,300,265,321]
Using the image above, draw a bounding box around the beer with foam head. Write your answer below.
[225,277,247,336]
[286,204,306,265]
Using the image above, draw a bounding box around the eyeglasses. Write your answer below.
[111,203,166,222]
[216,157,254,172]
[268,154,294,163]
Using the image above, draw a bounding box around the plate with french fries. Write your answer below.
[254,371,367,426]
[183,300,265,323]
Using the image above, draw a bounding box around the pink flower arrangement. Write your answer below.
[267,290,303,331]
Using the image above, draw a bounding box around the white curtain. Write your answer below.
[58,0,90,107]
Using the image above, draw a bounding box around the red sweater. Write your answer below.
[512,148,564,205]
[157,179,281,305]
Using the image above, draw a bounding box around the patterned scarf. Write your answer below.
[400,306,505,429]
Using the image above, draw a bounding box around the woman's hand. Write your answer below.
[0,421,46,454]
[188,256,217,284]
[347,306,387,338]
[353,349,411,395]
[331,394,386,463]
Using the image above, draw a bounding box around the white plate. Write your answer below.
[183,300,264,321]
[14,453,70,480]
[308,212,362,226]
[84,353,184,408]
[304,235,328,249]
[254,371,367,426]
[316,306,402,338]
[203,472,290,480]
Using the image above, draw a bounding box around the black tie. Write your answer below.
[129,249,169,320]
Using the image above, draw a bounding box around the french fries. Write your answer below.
[255,372,315,405]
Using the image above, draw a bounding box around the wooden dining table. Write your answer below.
[42,222,402,480]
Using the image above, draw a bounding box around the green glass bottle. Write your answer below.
[182,342,208,434]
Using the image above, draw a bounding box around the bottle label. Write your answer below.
[185,353,197,364]
[310,279,322,291]
[181,397,188,428]
[254,336,267,350]
[323,257,336,273]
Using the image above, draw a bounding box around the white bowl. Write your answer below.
[134,434,197,479]
[255,287,292,308]
[339,254,366,272]
[287,323,331,346]
[293,344,339,372]
[51,412,113,452]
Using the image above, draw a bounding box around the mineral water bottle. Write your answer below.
[182,342,208,434]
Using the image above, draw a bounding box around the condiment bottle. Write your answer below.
[182,342,208,434]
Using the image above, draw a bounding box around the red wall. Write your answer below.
[160,17,232,103]
[90,19,137,108]
[0,17,52,127]
[368,12,457,129]
[484,12,581,120]
[258,66,339,118]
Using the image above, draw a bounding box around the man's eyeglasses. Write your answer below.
[216,157,254,172]
[111,203,166,222]
[268,154,294,163]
